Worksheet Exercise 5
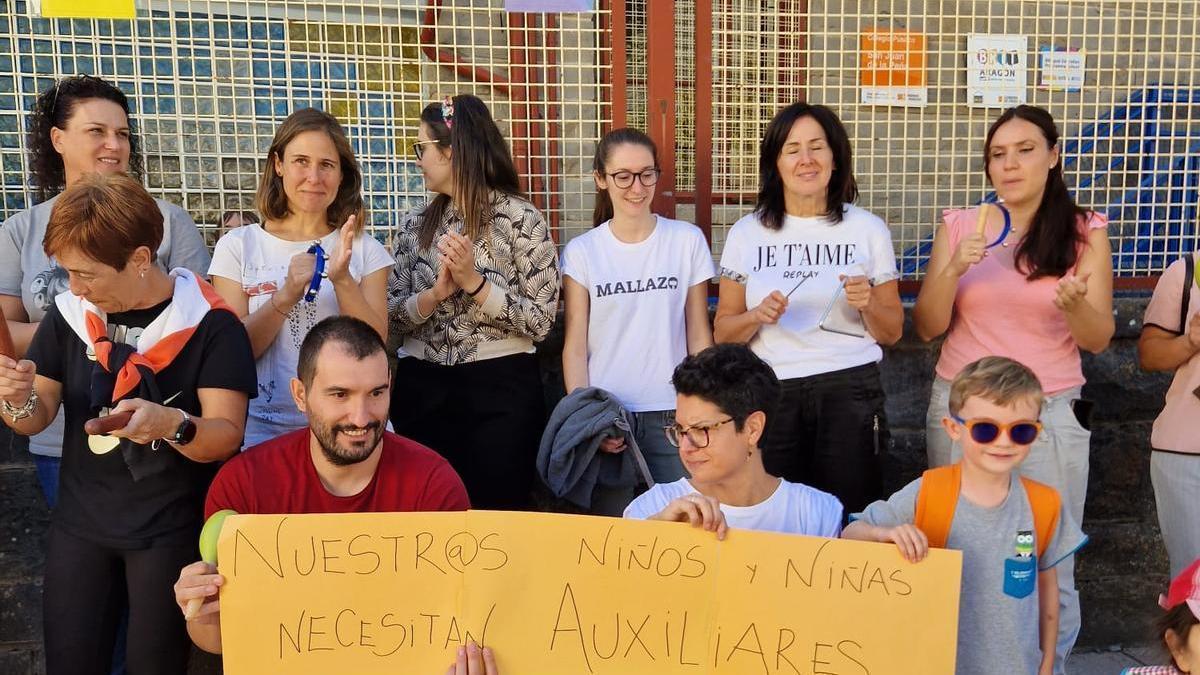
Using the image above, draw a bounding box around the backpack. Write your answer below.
[915,463,1060,560]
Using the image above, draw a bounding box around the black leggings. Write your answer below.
[43,525,195,675]
[760,362,889,517]
[390,352,546,510]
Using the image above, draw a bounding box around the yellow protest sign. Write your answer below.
[218,511,961,674]
[39,0,135,19]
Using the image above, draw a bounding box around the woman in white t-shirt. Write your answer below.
[209,109,392,448]
[624,344,843,539]
[562,128,714,511]
[714,103,902,517]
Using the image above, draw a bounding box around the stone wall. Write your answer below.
[0,297,1174,672]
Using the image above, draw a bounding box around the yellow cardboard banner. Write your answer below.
[218,511,961,674]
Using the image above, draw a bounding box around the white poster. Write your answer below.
[966,34,1028,108]
[1039,48,1085,92]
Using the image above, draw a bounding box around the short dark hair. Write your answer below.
[671,344,781,430]
[44,173,162,270]
[755,102,858,229]
[297,316,386,386]
[1158,602,1198,671]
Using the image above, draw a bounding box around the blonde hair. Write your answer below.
[948,356,1044,417]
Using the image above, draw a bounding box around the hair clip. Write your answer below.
[441,96,454,129]
[304,242,326,302]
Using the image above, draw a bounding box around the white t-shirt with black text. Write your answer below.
[719,204,898,380]
[209,224,394,448]
[561,216,714,411]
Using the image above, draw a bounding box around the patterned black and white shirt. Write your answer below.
[388,191,560,365]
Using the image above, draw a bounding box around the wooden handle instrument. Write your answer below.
[84,410,133,436]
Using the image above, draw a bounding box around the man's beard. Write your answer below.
[312,419,385,466]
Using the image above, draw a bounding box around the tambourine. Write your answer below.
[976,200,1013,249]
[303,242,328,302]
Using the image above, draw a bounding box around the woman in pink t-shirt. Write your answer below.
[1138,255,1200,578]
[912,104,1113,674]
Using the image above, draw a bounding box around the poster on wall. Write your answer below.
[860,28,928,107]
[966,34,1028,108]
[35,0,135,18]
[1039,48,1085,92]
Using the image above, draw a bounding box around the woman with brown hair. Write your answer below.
[0,173,255,674]
[388,94,559,509]
[209,108,392,449]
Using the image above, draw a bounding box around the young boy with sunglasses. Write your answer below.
[843,356,1087,675]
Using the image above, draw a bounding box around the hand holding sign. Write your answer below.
[444,641,500,675]
[649,494,729,540]
[1053,272,1091,313]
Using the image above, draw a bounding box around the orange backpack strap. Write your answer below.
[914,463,962,549]
[1019,476,1062,560]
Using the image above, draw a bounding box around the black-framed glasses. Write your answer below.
[412,140,441,160]
[664,417,734,448]
[605,168,660,189]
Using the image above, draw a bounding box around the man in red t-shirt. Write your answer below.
[172,317,494,673]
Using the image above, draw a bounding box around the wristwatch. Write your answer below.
[170,409,197,446]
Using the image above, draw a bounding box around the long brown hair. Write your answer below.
[417,95,522,249]
[591,127,658,227]
[255,108,364,232]
[984,105,1087,279]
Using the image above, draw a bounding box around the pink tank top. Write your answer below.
[934,208,1108,394]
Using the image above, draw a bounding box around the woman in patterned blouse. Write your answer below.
[388,94,559,509]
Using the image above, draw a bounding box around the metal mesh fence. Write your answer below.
[694,0,1200,277]
[0,0,611,247]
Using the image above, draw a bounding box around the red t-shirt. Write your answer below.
[204,429,471,517]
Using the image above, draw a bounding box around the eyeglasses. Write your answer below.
[952,415,1042,446]
[664,417,734,448]
[412,140,442,160]
[605,168,661,189]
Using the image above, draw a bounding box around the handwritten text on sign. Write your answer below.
[217,511,962,674]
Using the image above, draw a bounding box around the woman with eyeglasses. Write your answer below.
[912,105,1112,673]
[388,95,559,510]
[0,76,211,509]
[713,103,902,518]
[560,128,713,511]
[624,344,843,539]
[209,108,392,450]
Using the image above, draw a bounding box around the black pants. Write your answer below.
[760,362,888,517]
[43,525,195,675]
[390,352,545,510]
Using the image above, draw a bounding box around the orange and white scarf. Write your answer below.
[56,268,232,405]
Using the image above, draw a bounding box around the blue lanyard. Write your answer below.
[304,242,327,302]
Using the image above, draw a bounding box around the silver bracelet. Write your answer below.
[3,388,39,423]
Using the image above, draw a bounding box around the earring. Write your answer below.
[139,268,146,279]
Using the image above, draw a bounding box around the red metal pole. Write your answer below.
[610,0,627,130]
[646,0,676,218]
[694,0,713,245]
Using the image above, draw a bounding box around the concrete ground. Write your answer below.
[1071,645,1165,673]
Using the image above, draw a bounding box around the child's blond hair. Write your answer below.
[948,356,1045,417]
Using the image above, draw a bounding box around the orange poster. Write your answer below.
[860,28,927,107]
